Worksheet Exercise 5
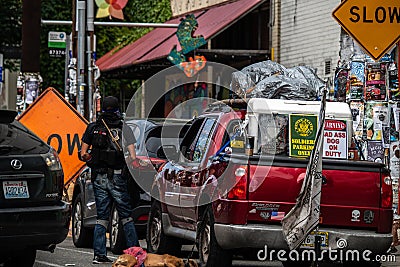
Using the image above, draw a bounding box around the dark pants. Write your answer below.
[92,172,139,256]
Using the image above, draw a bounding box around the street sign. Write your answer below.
[332,0,400,61]
[48,31,66,58]
[48,31,66,48]
[18,87,88,185]
[48,48,66,58]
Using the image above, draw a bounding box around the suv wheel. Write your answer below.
[110,203,125,254]
[146,200,181,255]
[198,207,232,267]
[72,193,93,248]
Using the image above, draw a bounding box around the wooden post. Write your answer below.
[21,0,41,72]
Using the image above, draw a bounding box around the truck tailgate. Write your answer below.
[246,156,389,230]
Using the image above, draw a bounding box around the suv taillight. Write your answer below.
[381,173,392,209]
[41,148,63,171]
[227,166,248,200]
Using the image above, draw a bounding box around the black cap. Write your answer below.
[102,96,119,112]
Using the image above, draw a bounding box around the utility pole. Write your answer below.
[87,0,95,121]
[21,0,42,113]
[76,0,86,117]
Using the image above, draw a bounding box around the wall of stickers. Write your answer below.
[333,51,399,217]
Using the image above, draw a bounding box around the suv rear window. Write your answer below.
[144,125,189,158]
[0,121,49,155]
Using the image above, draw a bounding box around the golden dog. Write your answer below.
[112,254,137,267]
[112,253,198,267]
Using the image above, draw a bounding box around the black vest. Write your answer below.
[90,120,124,170]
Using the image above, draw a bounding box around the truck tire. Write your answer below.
[146,200,181,255]
[72,193,93,248]
[110,203,125,254]
[198,207,232,267]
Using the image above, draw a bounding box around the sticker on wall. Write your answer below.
[390,142,400,179]
[365,62,387,101]
[388,63,399,101]
[349,101,364,139]
[364,102,389,141]
[348,61,364,100]
[367,141,384,163]
[334,68,349,101]
[382,126,391,148]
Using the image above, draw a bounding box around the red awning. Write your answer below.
[97,0,264,74]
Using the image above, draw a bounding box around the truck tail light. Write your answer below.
[227,166,248,200]
[381,173,392,209]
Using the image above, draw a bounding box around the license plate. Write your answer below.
[3,181,30,199]
[300,231,329,249]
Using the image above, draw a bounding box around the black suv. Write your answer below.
[0,110,71,266]
[71,118,190,254]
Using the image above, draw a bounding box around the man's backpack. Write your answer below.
[90,119,125,170]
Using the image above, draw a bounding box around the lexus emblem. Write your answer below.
[10,159,22,170]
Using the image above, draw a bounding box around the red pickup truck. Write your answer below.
[146,99,393,267]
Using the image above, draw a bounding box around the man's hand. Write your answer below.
[131,158,141,168]
[81,152,92,162]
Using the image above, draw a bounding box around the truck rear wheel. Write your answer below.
[146,200,181,255]
[198,207,232,267]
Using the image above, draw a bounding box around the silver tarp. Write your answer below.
[231,60,326,100]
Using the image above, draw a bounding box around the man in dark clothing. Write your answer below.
[80,96,140,264]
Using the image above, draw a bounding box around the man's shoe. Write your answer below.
[93,255,113,264]
[387,246,398,254]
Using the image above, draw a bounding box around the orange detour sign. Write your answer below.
[18,87,88,185]
[332,0,400,61]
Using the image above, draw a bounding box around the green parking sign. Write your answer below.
[289,114,318,157]
[48,31,66,49]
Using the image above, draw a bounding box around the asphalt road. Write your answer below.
[34,237,399,267]
[34,237,281,267]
